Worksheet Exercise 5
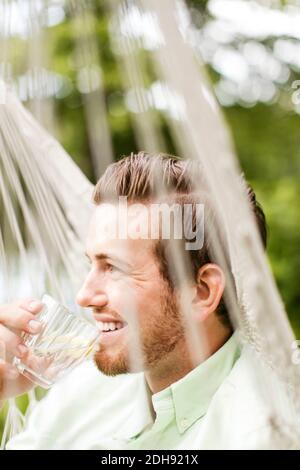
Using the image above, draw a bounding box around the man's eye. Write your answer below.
[107,264,120,274]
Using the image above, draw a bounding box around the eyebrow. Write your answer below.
[85,252,132,270]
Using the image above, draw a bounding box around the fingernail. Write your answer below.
[28,319,42,333]
[28,300,43,312]
[17,345,28,357]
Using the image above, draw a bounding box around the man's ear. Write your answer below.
[192,263,225,321]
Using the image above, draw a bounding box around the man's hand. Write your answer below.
[0,299,43,401]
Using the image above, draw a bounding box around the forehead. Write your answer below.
[86,202,154,259]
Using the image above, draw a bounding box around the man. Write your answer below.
[1,152,279,449]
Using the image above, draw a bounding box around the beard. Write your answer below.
[93,282,185,376]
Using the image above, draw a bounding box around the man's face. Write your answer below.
[76,202,185,376]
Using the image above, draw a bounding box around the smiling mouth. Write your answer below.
[97,321,128,334]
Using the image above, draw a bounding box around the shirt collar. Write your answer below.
[152,331,241,434]
[116,332,241,441]
[113,373,155,441]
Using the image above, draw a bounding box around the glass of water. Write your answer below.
[13,294,100,388]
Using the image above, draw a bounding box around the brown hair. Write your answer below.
[93,151,267,327]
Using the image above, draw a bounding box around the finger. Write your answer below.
[20,350,53,377]
[17,299,44,314]
[0,361,19,381]
[0,363,34,399]
[0,306,43,334]
[0,325,29,359]
[0,361,27,400]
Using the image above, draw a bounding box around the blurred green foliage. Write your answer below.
[225,104,300,337]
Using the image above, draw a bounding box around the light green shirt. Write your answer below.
[6,332,282,450]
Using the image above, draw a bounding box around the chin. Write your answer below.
[93,350,129,376]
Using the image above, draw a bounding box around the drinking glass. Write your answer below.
[13,294,100,388]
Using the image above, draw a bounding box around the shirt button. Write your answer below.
[180,418,189,430]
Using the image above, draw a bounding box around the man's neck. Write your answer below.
[145,328,232,395]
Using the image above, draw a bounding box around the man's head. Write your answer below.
[76,152,267,378]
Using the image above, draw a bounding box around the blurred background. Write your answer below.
[0,0,300,442]
[0,0,299,349]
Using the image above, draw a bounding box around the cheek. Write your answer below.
[135,282,166,320]
[107,275,166,323]
[107,278,139,315]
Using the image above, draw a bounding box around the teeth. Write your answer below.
[97,321,125,332]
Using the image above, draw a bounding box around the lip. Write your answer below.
[93,313,125,324]
[97,324,129,344]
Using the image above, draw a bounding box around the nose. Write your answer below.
[76,271,108,309]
